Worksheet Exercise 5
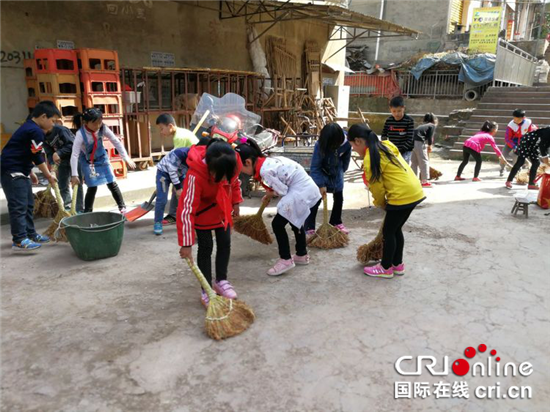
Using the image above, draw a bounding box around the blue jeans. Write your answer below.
[401,151,412,165]
[1,173,38,243]
[58,161,83,212]
[155,170,172,223]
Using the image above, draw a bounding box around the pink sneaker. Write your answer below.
[363,263,394,278]
[393,263,405,276]
[200,290,210,308]
[472,177,482,182]
[267,259,295,276]
[292,254,310,265]
[213,280,237,299]
[505,181,512,189]
[306,229,316,237]
[334,224,350,234]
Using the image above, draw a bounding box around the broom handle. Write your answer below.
[70,184,79,215]
[257,198,270,216]
[192,110,210,135]
[52,182,64,208]
[322,193,329,225]
[185,258,217,300]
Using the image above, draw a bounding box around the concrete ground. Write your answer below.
[1,158,549,412]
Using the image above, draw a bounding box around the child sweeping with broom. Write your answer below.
[236,140,321,276]
[70,108,136,213]
[347,124,425,279]
[177,140,243,307]
[305,123,351,236]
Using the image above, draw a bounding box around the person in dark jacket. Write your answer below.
[1,101,59,251]
[305,123,352,235]
[43,123,83,212]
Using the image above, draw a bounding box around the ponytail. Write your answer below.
[72,107,103,130]
[235,139,264,165]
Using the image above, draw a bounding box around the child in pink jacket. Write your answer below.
[455,121,511,181]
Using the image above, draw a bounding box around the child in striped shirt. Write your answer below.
[381,96,415,164]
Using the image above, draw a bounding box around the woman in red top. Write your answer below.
[177,140,243,307]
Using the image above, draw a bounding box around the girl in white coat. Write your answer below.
[236,141,321,276]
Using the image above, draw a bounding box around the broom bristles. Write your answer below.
[429,167,442,180]
[308,223,349,249]
[43,183,71,241]
[186,259,254,340]
[308,195,349,249]
[205,296,256,340]
[357,220,384,265]
[233,201,274,245]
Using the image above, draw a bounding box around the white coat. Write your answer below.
[261,156,321,228]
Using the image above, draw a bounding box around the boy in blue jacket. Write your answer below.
[305,123,352,235]
[1,101,60,251]
[153,147,191,235]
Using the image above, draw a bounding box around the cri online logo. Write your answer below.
[395,344,533,378]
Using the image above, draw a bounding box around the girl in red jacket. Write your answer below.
[177,140,243,307]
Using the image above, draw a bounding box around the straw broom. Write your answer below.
[185,258,255,340]
[233,199,273,245]
[308,194,349,249]
[34,184,58,218]
[516,165,546,185]
[429,167,442,181]
[357,217,384,265]
[44,183,72,241]
[53,185,79,242]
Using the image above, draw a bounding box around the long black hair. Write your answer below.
[319,123,344,157]
[205,139,237,183]
[347,124,404,182]
[234,138,264,167]
[73,108,103,130]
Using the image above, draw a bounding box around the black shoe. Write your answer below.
[162,215,177,226]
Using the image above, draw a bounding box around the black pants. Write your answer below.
[507,156,540,185]
[304,191,343,231]
[195,227,231,286]
[457,147,482,178]
[272,213,307,260]
[381,206,416,270]
[84,182,125,212]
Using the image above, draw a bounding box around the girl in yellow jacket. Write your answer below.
[347,124,425,278]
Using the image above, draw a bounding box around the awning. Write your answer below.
[323,62,354,73]
[190,1,420,42]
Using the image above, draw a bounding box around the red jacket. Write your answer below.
[177,145,243,247]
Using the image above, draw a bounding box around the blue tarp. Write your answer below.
[410,52,496,86]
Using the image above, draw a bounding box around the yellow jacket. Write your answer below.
[363,141,425,208]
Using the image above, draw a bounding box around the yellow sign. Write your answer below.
[469,7,502,54]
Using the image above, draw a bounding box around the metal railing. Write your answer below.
[493,39,537,86]
[397,70,465,98]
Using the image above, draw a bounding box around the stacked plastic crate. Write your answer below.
[26,49,82,127]
[77,48,126,178]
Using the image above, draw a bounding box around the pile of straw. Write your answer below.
[429,167,442,181]
[516,165,546,185]
[34,184,58,218]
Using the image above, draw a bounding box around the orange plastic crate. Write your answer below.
[103,136,125,159]
[40,96,83,118]
[77,49,119,72]
[83,94,123,116]
[102,117,124,137]
[27,97,39,109]
[80,72,121,94]
[110,158,127,179]
[35,49,78,74]
[24,59,37,79]
[26,79,38,98]
[37,73,81,96]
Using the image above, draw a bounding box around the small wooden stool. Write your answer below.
[511,197,529,218]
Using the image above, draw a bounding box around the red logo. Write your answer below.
[452,344,500,376]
